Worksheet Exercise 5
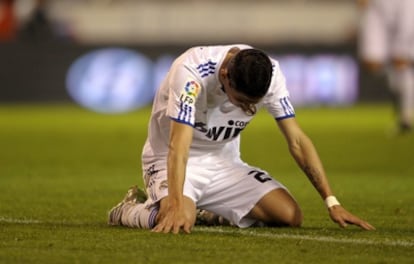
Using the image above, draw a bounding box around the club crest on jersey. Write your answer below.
[180,80,200,105]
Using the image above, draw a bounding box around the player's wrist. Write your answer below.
[324,195,340,209]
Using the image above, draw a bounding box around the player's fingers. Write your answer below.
[335,216,348,228]
[151,223,163,233]
[345,215,375,230]
[362,223,376,230]
[152,219,171,233]
[338,220,348,228]
[172,223,181,234]
[163,222,173,233]
[358,220,376,230]
[183,222,192,234]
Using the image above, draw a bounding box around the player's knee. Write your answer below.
[262,203,303,227]
[252,189,303,227]
[281,205,303,227]
[288,207,303,227]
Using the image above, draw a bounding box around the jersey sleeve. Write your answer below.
[166,63,202,126]
[262,60,295,121]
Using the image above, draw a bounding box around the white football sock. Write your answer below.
[121,203,158,229]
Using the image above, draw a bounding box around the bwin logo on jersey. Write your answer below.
[194,119,249,141]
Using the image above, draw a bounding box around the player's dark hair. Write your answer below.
[229,49,272,98]
[228,49,272,115]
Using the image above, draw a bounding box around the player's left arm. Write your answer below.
[276,117,375,230]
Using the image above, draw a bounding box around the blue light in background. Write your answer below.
[66,49,358,114]
[305,55,357,105]
[66,48,154,113]
[275,54,358,106]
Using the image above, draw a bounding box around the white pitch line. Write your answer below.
[1,217,413,248]
[195,227,414,248]
[0,217,42,224]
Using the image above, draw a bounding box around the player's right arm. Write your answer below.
[152,120,194,234]
[152,52,202,233]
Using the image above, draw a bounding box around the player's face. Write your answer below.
[222,61,261,114]
[222,75,245,107]
[222,73,261,115]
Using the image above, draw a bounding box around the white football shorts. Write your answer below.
[142,152,287,228]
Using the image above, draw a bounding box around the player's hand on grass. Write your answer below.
[152,207,193,234]
[328,205,375,230]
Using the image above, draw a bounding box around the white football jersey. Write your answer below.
[142,44,295,162]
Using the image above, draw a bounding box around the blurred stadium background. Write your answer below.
[1,3,413,262]
[0,0,388,113]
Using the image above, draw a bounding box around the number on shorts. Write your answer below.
[248,170,272,183]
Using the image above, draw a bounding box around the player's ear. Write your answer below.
[219,67,229,83]
[219,66,227,76]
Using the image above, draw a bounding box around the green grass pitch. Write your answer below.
[0,103,413,263]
